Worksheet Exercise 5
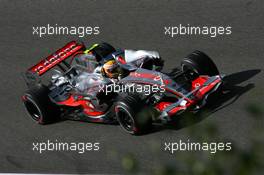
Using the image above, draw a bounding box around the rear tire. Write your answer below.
[181,50,219,79]
[22,85,60,124]
[92,42,116,62]
[115,94,152,135]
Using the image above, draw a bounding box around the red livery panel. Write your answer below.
[28,41,85,76]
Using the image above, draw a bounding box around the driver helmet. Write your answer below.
[102,59,121,79]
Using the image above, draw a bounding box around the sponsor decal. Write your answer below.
[30,41,83,75]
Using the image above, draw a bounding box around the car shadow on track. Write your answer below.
[147,69,261,135]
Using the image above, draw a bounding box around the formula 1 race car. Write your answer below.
[22,41,223,135]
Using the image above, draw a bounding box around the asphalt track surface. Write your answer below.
[0,0,263,174]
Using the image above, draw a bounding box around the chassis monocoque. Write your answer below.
[22,41,223,135]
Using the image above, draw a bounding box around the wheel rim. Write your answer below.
[23,96,41,121]
[117,107,135,132]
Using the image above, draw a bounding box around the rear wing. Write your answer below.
[24,41,85,86]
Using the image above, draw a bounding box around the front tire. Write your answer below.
[22,85,60,124]
[115,94,152,135]
[181,50,219,79]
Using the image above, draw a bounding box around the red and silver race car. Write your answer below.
[22,41,223,135]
